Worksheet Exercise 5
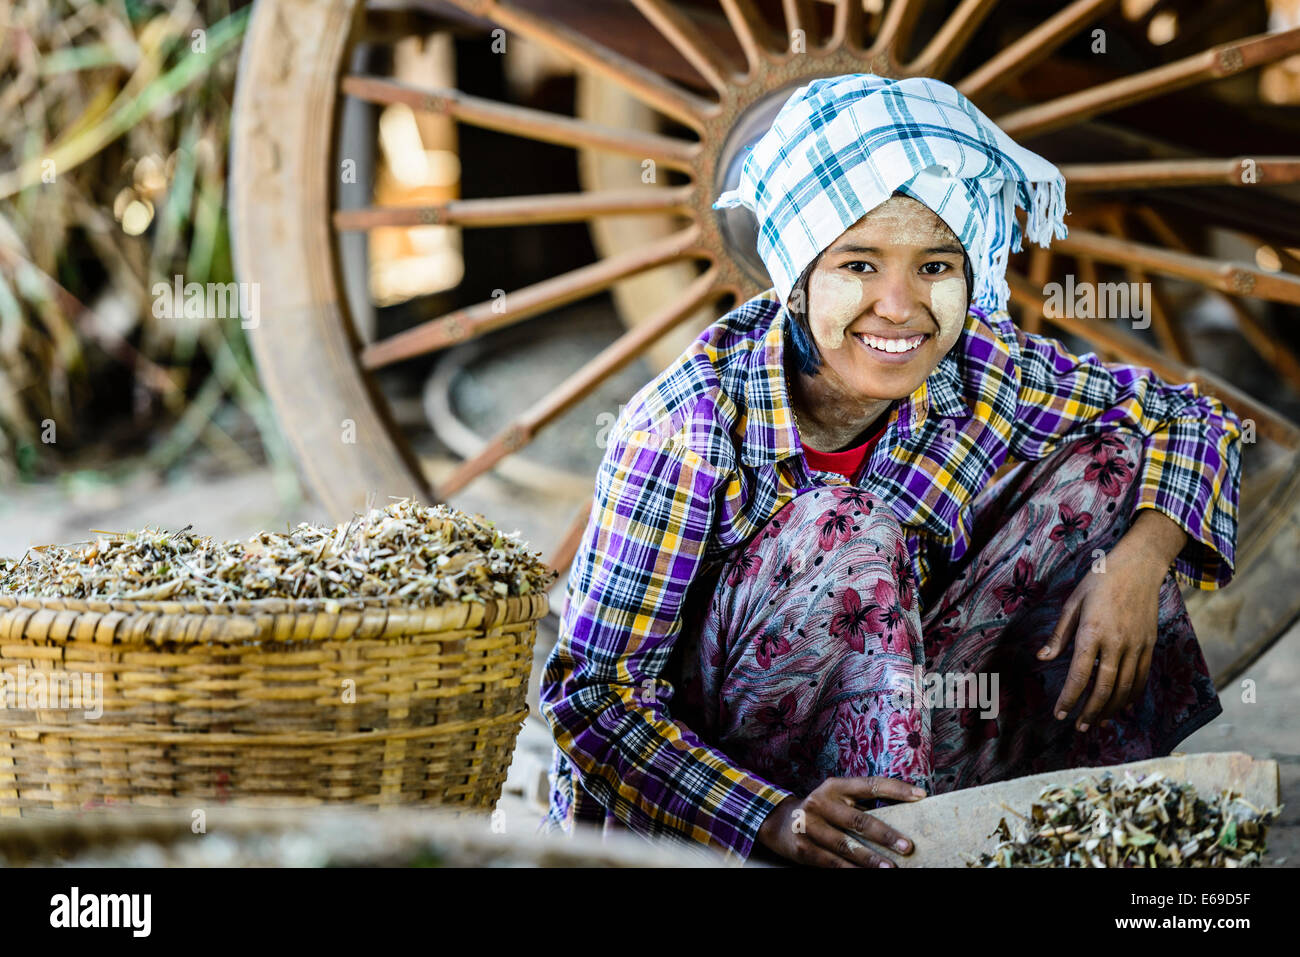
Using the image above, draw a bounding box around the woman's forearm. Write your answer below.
[1114,507,1188,574]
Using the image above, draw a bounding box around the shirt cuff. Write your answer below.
[705,775,797,864]
[1131,497,1235,590]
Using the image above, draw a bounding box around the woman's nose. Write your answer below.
[870,270,923,323]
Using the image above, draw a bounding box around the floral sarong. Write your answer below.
[673,431,1222,801]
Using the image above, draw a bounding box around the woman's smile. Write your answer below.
[853,331,931,362]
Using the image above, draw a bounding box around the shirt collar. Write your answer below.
[740,300,971,468]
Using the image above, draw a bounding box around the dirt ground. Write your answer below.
[1,457,1293,867]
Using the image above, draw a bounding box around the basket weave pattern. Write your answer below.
[0,592,547,816]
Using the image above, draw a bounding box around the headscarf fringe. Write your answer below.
[1027,177,1069,246]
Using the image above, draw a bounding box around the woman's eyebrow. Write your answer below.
[830,243,965,255]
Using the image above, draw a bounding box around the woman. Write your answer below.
[538,75,1241,867]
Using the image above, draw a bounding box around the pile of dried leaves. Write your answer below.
[0,498,557,605]
[971,771,1281,868]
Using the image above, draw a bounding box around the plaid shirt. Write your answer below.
[539,289,1242,862]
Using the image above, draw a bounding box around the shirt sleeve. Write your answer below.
[994,314,1243,590]
[539,410,795,861]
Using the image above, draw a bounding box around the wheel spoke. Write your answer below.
[1276,246,1300,275]
[437,0,714,130]
[869,0,924,64]
[1049,227,1300,306]
[906,0,999,79]
[1139,273,1194,365]
[628,0,734,96]
[1075,254,1098,290]
[721,0,777,70]
[1208,285,1300,393]
[958,0,1119,102]
[829,0,867,51]
[782,0,821,50]
[341,75,699,169]
[436,267,720,498]
[548,497,594,579]
[1007,270,1300,448]
[1100,210,1195,364]
[361,226,703,368]
[1061,157,1300,191]
[1020,246,1052,334]
[1135,206,1300,391]
[997,26,1300,139]
[1122,270,1193,364]
[333,187,692,231]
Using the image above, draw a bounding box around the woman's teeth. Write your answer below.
[856,333,927,354]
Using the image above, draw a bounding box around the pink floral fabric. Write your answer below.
[674,431,1222,801]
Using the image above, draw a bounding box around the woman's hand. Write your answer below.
[757,776,925,868]
[1036,510,1187,731]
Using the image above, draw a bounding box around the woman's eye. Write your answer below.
[844,261,875,273]
[920,261,952,275]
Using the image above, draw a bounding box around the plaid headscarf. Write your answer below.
[713,74,1068,314]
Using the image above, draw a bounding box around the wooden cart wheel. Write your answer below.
[230,0,1300,685]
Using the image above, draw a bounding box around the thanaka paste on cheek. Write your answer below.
[930,276,966,341]
[808,270,863,350]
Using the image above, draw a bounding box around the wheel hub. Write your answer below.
[687,42,902,302]
[711,79,812,288]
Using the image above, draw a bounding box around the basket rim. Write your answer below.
[0,591,550,644]
[0,590,547,615]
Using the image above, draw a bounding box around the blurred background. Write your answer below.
[0,0,290,542]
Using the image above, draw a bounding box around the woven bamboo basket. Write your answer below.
[0,591,548,817]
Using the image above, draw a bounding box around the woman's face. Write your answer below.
[803,194,969,403]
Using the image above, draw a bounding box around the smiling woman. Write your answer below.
[540,74,1243,870]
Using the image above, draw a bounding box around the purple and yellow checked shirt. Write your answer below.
[539,289,1242,862]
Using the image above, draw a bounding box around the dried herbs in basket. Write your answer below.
[0,498,557,605]
[970,771,1282,868]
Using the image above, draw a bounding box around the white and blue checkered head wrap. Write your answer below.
[713,74,1068,314]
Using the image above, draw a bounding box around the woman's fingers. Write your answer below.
[805,817,894,868]
[1100,649,1137,722]
[785,776,924,868]
[1076,642,1122,731]
[800,831,863,869]
[1104,631,1155,722]
[1039,589,1082,661]
[823,797,914,856]
[1132,644,1154,711]
[834,775,926,805]
[1052,625,1100,721]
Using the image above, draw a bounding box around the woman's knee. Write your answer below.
[1023,431,1146,524]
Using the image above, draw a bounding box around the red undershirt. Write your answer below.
[800,413,890,483]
